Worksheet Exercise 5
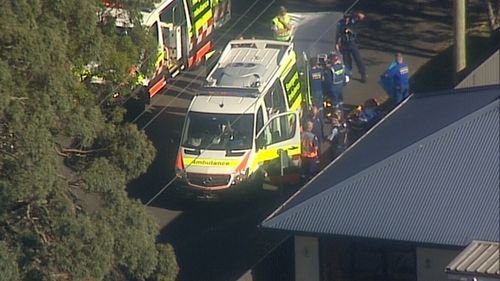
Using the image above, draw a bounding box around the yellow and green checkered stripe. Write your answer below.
[188,0,213,39]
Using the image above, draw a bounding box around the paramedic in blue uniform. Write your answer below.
[309,57,325,112]
[323,53,347,110]
[336,12,367,82]
[383,52,410,105]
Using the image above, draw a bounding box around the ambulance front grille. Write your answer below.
[187,173,231,187]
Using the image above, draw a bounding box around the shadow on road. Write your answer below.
[127,105,183,208]
[157,190,292,281]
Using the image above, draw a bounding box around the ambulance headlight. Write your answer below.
[233,168,249,184]
[233,174,247,184]
[175,169,186,180]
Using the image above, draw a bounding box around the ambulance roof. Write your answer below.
[189,95,257,115]
[205,39,293,93]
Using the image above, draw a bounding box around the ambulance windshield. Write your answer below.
[182,112,254,150]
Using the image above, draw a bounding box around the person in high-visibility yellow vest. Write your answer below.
[272,6,293,41]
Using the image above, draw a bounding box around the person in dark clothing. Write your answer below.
[309,57,325,112]
[310,105,324,142]
[336,12,367,82]
[322,53,347,110]
[327,108,348,159]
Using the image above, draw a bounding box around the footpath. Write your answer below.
[284,0,493,105]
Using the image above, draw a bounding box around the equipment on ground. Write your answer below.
[347,97,383,131]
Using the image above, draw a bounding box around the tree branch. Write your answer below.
[54,145,68,157]
[9,96,29,101]
[27,204,51,246]
[54,143,108,157]
[61,147,108,154]
[50,273,70,281]
[68,178,84,188]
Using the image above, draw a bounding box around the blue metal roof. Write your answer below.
[262,86,500,247]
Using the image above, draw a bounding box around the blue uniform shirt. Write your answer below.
[312,115,324,141]
[323,64,345,87]
[331,63,346,85]
[310,66,324,109]
[387,62,409,88]
[323,67,333,86]
[336,16,359,44]
[310,66,323,90]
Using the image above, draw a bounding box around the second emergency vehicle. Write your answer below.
[101,0,231,100]
[175,39,306,195]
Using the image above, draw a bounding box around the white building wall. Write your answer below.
[295,235,320,281]
[417,247,460,281]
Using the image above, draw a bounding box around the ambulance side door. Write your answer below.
[254,111,301,177]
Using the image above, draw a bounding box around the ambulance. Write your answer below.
[100,0,231,100]
[175,39,306,196]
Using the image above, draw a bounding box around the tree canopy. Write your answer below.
[0,1,178,280]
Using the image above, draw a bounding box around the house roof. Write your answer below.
[446,240,500,277]
[456,49,500,89]
[261,85,500,247]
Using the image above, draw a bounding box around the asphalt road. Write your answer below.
[125,0,471,280]
[127,66,293,281]
[125,3,348,281]
[125,3,297,280]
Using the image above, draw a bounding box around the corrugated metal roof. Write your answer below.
[446,240,500,276]
[456,49,500,89]
[262,93,500,247]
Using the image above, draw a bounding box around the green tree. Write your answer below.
[0,1,178,280]
[153,244,180,281]
[0,241,19,281]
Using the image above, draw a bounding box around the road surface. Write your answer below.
[126,0,466,280]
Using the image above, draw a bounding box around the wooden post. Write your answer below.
[454,0,467,81]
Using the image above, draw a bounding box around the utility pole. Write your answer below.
[454,0,467,81]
